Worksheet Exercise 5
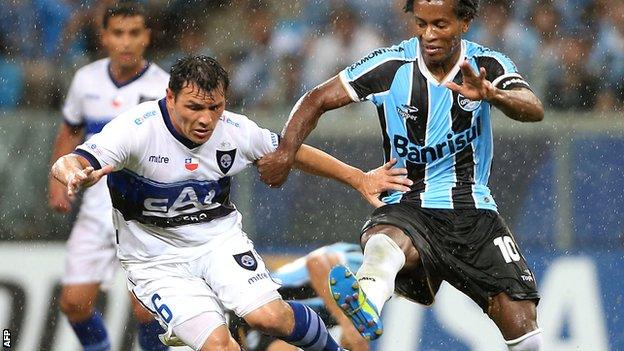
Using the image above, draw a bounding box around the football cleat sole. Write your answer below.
[329,264,383,340]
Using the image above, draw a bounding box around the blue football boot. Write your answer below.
[328,264,383,340]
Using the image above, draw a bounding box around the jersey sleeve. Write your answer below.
[62,72,84,127]
[242,118,280,162]
[476,50,531,91]
[339,45,409,102]
[73,116,134,171]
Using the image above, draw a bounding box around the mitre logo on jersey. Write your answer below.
[184,157,199,171]
[233,251,258,271]
[457,94,482,112]
[216,149,236,174]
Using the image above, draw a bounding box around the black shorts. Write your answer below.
[362,203,540,312]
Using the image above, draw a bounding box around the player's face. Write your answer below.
[102,15,150,70]
[166,84,226,145]
[412,0,470,66]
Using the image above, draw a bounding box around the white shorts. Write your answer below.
[126,232,281,349]
[62,180,118,286]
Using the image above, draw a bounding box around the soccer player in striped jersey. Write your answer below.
[258,1,544,350]
[47,3,169,350]
[50,55,411,351]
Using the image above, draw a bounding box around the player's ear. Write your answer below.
[461,18,471,33]
[166,88,175,104]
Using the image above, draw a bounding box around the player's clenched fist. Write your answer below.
[257,148,295,187]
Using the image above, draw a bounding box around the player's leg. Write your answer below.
[209,233,344,350]
[244,299,344,351]
[60,214,118,351]
[130,293,168,351]
[443,210,541,350]
[59,283,110,351]
[329,224,417,340]
[171,313,240,351]
[489,293,542,350]
[197,325,240,351]
[127,261,237,351]
[266,340,298,351]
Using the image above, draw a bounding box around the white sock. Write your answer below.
[506,329,542,351]
[355,234,406,313]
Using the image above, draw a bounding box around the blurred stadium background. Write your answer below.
[0,0,623,350]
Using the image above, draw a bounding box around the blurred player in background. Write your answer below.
[258,0,544,350]
[47,3,169,350]
[229,243,369,351]
[50,55,412,351]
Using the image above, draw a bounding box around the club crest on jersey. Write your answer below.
[457,94,482,112]
[217,149,236,174]
[184,157,199,172]
[233,251,258,271]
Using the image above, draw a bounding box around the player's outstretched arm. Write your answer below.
[258,76,353,187]
[50,154,113,199]
[445,60,544,122]
[276,144,412,208]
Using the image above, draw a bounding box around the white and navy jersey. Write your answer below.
[74,99,280,265]
[339,39,531,211]
[63,58,169,138]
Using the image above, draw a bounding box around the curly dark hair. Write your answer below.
[169,55,230,97]
[404,0,480,21]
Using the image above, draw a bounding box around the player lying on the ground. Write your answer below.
[228,242,369,351]
[51,55,412,351]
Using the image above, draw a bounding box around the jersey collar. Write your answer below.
[417,40,466,86]
[108,61,150,88]
[158,98,203,149]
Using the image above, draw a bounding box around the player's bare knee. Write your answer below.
[305,254,325,272]
[59,289,94,319]
[245,302,292,336]
[201,331,239,351]
[489,293,538,339]
[246,310,288,336]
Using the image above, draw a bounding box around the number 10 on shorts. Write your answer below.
[493,236,520,263]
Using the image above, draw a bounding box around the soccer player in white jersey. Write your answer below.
[47,3,170,351]
[50,55,413,351]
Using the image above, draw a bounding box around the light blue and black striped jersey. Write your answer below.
[339,38,531,211]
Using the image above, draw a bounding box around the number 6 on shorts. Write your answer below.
[151,293,173,323]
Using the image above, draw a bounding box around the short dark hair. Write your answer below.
[103,2,147,29]
[404,0,480,21]
[168,55,230,97]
